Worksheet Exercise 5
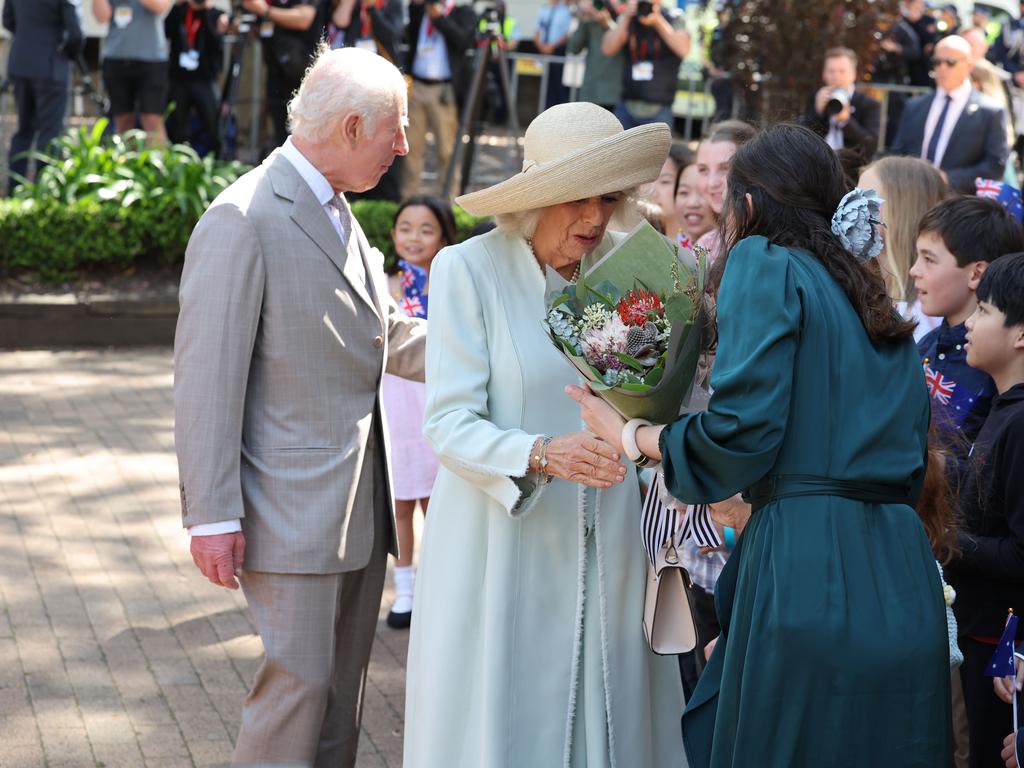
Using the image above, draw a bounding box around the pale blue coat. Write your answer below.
[403,228,686,768]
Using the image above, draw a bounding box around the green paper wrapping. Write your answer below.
[546,220,708,424]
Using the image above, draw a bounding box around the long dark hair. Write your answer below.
[393,194,457,247]
[719,124,915,344]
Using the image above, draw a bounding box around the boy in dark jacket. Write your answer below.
[911,197,1024,471]
[949,252,1024,768]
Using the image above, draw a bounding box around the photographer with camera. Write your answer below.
[801,47,881,164]
[567,0,625,112]
[239,0,318,148]
[601,0,689,129]
[400,0,476,197]
[164,0,228,156]
[2,0,83,194]
[93,0,172,144]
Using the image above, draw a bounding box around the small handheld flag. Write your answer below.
[985,610,1020,737]
[975,179,1024,222]
[986,611,1019,679]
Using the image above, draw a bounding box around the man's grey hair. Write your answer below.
[494,188,640,240]
[288,43,407,142]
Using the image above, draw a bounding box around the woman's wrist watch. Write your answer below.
[620,418,653,467]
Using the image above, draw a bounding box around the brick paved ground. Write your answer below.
[0,349,409,768]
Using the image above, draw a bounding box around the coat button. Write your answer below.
[373,335,384,348]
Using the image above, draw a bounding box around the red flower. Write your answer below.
[617,289,662,326]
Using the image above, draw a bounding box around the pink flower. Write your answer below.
[580,313,629,369]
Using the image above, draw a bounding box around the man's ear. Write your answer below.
[967,260,989,291]
[338,112,363,147]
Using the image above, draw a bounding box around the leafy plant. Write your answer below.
[12,118,249,220]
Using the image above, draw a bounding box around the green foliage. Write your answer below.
[13,119,249,219]
[1,120,489,282]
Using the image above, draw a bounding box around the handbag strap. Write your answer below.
[641,473,722,566]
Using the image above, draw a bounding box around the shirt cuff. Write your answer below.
[188,520,242,537]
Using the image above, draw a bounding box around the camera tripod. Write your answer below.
[442,23,521,198]
[219,10,260,161]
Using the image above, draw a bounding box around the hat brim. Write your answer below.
[455,123,672,217]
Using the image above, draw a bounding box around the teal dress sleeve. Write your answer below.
[660,236,801,502]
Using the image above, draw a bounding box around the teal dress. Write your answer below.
[661,237,951,767]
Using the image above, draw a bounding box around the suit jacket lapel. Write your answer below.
[945,90,981,155]
[269,154,381,317]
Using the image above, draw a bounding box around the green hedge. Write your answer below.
[0,120,488,283]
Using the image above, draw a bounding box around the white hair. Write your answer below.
[494,188,640,240]
[288,43,407,143]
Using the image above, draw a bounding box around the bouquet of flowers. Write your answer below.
[544,221,708,423]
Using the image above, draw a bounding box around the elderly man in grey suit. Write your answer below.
[174,45,423,767]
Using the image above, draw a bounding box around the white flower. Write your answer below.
[943,583,956,607]
[581,303,613,330]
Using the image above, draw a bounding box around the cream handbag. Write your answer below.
[642,539,698,655]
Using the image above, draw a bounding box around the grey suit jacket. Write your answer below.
[174,151,426,574]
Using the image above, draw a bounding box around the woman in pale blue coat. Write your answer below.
[404,102,686,767]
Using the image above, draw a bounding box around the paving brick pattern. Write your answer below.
[0,350,409,768]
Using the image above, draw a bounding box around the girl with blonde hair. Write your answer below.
[858,155,949,338]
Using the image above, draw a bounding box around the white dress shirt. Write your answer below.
[189,138,357,538]
[921,79,973,169]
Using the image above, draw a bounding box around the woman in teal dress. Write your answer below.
[570,124,951,766]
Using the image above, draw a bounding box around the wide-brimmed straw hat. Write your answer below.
[455,102,672,216]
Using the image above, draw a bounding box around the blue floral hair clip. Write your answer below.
[830,188,885,263]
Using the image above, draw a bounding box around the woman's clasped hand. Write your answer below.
[533,431,628,488]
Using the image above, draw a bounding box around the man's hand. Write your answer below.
[1001,731,1018,768]
[814,86,832,116]
[709,494,751,534]
[242,0,269,16]
[995,656,1024,704]
[1014,71,1024,88]
[191,532,246,589]
[637,0,661,27]
[425,1,443,19]
[880,37,901,54]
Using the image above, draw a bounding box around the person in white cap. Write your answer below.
[403,102,686,767]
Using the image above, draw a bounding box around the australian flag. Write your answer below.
[975,179,1024,222]
[985,611,1019,679]
[397,259,429,319]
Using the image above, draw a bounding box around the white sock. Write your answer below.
[391,565,415,614]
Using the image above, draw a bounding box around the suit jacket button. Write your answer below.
[373,335,384,348]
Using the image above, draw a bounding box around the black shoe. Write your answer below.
[386,608,412,629]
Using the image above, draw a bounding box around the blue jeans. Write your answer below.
[613,100,674,129]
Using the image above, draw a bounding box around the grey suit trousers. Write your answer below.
[233,427,391,768]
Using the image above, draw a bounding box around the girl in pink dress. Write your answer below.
[382,195,456,628]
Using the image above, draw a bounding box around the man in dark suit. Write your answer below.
[802,46,881,163]
[891,34,1008,194]
[2,0,82,194]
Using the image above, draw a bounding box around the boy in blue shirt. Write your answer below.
[911,197,1024,460]
[948,253,1024,768]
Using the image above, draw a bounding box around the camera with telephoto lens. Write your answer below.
[825,88,850,116]
[636,0,653,16]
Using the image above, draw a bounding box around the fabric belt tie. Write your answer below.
[742,474,913,511]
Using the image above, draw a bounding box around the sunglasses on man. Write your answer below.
[931,57,965,68]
